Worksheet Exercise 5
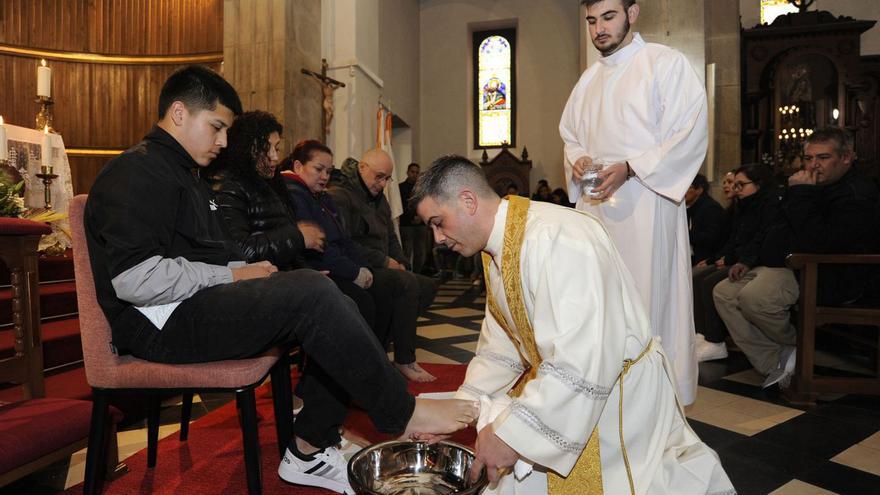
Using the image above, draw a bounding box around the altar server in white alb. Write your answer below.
[411,156,734,495]
[559,0,708,405]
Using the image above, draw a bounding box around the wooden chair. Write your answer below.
[783,253,880,405]
[0,217,50,399]
[69,195,294,495]
[0,218,124,488]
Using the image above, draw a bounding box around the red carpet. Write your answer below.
[64,363,474,494]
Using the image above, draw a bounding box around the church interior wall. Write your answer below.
[0,0,222,194]
[418,0,581,193]
[379,0,421,171]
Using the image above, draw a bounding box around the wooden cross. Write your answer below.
[301,59,346,142]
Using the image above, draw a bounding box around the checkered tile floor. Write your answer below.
[416,280,880,495]
[5,279,877,494]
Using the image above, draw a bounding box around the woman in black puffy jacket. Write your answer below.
[693,164,780,361]
[208,111,325,270]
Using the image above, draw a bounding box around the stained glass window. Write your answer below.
[761,0,799,25]
[473,28,516,149]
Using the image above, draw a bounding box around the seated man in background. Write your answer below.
[328,149,438,382]
[714,127,880,388]
[686,173,727,266]
[84,65,475,494]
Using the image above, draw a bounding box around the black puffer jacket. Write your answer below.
[210,169,305,270]
[708,186,781,267]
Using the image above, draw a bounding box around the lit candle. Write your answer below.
[41,125,52,174]
[37,59,52,98]
[0,116,7,162]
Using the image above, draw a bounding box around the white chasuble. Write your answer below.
[455,198,734,495]
[559,33,707,405]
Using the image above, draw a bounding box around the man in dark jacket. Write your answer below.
[328,149,439,382]
[714,127,880,388]
[84,66,474,494]
[686,173,727,265]
[399,163,428,274]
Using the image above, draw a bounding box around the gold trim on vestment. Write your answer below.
[481,195,605,494]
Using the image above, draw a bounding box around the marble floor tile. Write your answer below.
[831,442,880,476]
[769,479,839,495]
[428,307,485,318]
[417,323,478,339]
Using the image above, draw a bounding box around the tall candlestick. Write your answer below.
[0,116,7,162]
[41,125,52,173]
[37,59,52,98]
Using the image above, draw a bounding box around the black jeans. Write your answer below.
[369,268,437,364]
[126,269,415,448]
[692,265,731,343]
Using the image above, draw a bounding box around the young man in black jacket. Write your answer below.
[686,173,727,266]
[84,65,475,494]
[713,127,879,388]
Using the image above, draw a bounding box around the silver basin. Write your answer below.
[347,440,488,495]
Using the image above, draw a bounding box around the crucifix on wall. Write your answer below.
[301,59,346,142]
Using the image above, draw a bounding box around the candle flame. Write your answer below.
[41,59,47,67]
[44,125,49,134]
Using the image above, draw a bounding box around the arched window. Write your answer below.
[473,28,516,149]
[761,0,799,25]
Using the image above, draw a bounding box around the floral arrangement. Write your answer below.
[0,168,70,255]
[0,178,25,217]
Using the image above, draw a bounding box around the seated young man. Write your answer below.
[84,65,475,494]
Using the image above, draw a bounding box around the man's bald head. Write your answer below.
[358,148,395,196]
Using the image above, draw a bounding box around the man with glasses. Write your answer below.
[329,149,439,382]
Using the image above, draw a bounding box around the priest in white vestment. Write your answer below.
[410,156,734,495]
[559,0,707,405]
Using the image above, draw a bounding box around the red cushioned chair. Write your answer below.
[69,195,294,495]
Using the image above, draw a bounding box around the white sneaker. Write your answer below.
[278,446,354,494]
[696,339,728,362]
[762,346,796,389]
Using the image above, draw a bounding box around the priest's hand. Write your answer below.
[470,426,519,483]
[591,162,629,200]
[728,262,750,282]
[571,156,593,181]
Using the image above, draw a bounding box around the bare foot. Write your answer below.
[402,398,478,439]
[340,427,371,449]
[395,362,437,382]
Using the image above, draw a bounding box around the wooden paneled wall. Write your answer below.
[0,0,223,194]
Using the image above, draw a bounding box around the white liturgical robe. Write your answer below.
[456,199,733,495]
[559,33,707,405]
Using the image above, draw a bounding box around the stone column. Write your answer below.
[223,0,323,154]
[706,0,742,191]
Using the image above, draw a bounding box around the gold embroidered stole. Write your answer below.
[481,196,604,494]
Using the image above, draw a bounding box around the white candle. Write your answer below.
[0,116,7,162]
[41,126,52,173]
[37,59,52,98]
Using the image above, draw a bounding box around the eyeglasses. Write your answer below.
[732,181,754,191]
[362,161,394,183]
